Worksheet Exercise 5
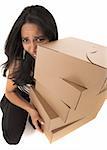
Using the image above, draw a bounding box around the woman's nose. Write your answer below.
[30,42,37,51]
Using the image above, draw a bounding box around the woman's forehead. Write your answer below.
[21,23,43,36]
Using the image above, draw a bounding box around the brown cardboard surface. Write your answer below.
[30,37,107,143]
[36,37,107,68]
[30,86,106,143]
[34,37,107,122]
[35,80,88,123]
[30,86,86,131]
[30,84,106,132]
[87,48,107,68]
[44,93,106,143]
[35,81,70,122]
[44,111,98,143]
[30,86,67,131]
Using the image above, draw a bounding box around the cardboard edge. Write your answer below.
[44,112,98,143]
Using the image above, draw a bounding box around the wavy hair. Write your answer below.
[3,5,58,85]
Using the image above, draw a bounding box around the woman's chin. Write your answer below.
[32,54,36,59]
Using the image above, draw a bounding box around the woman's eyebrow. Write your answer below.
[22,36,28,38]
[33,35,45,38]
[21,37,29,39]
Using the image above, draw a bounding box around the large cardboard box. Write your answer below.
[30,37,107,142]
[34,37,107,123]
[30,84,106,133]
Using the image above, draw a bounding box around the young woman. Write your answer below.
[0,5,58,144]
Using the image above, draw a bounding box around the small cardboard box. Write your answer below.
[44,91,106,143]
[30,86,88,131]
[30,86,66,131]
[34,37,107,123]
[30,83,106,132]
[43,111,98,143]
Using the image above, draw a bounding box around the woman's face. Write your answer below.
[21,23,48,58]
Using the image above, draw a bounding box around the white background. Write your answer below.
[0,0,107,149]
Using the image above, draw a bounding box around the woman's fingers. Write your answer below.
[34,121,43,132]
[38,118,44,125]
[29,108,44,132]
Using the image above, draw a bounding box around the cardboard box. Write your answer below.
[43,111,99,143]
[30,86,88,131]
[30,37,107,142]
[30,83,106,132]
[34,37,107,123]
[30,86,65,131]
[30,86,106,143]
[44,91,106,143]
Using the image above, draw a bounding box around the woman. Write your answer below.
[0,5,58,144]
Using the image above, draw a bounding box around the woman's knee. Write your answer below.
[2,117,22,145]
[3,130,21,145]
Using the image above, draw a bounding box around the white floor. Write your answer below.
[0,51,107,150]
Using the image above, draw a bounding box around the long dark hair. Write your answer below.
[3,5,58,85]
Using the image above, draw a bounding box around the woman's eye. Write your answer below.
[37,38,45,42]
[22,38,29,43]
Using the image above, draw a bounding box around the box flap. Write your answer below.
[41,37,107,68]
[86,49,107,69]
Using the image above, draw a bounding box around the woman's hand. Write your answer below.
[28,105,44,132]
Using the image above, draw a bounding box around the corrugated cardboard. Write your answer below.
[30,86,65,131]
[30,86,87,131]
[30,82,106,132]
[34,37,107,122]
[43,91,106,143]
[43,111,98,143]
[30,37,107,142]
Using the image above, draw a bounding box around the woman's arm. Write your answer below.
[5,78,44,132]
